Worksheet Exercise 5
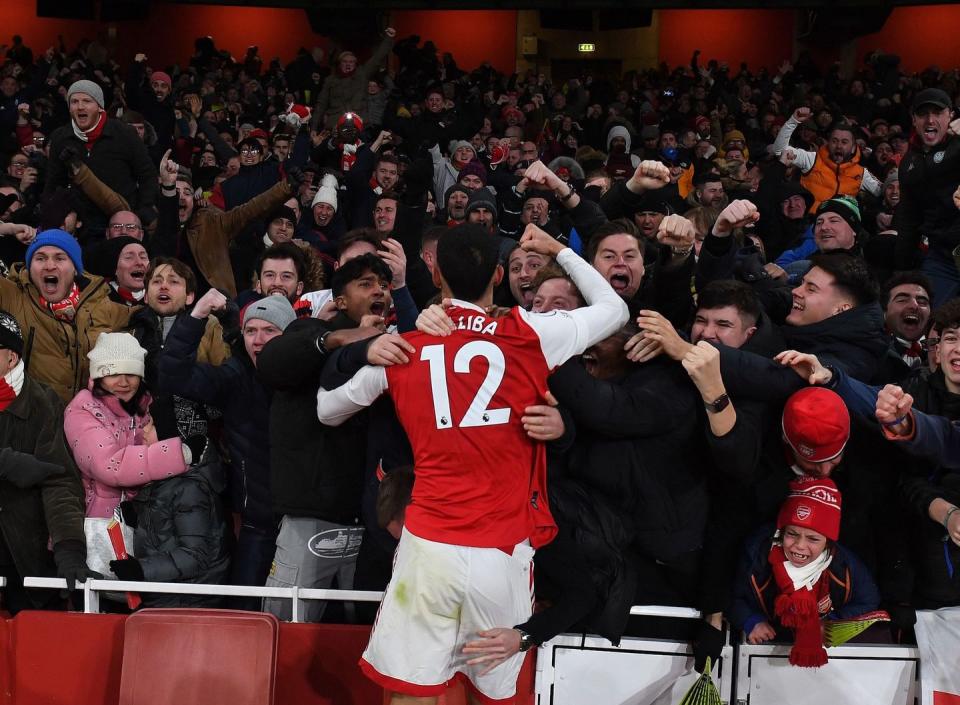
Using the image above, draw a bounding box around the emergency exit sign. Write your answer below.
[578,43,595,52]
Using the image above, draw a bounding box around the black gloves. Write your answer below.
[53,539,103,592]
[693,621,726,674]
[117,500,138,528]
[286,166,305,190]
[110,557,145,582]
[183,435,207,464]
[0,447,63,488]
[148,397,180,442]
[59,145,83,171]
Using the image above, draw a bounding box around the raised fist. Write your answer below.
[628,160,671,192]
[714,199,759,236]
[792,106,812,122]
[656,214,696,250]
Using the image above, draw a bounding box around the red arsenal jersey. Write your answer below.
[385,304,557,549]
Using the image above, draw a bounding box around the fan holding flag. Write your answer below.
[728,476,882,667]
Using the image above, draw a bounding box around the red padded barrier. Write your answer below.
[10,611,126,705]
[0,611,535,705]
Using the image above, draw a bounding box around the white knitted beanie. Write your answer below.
[88,332,146,380]
[311,173,339,212]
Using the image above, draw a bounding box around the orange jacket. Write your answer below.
[800,145,865,212]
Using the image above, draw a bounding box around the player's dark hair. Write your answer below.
[436,223,500,301]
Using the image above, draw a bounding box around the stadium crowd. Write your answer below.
[0,24,959,689]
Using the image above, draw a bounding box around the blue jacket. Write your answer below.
[729,524,881,635]
[774,224,816,268]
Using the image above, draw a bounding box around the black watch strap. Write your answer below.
[705,393,730,414]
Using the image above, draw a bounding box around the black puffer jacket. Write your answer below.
[132,445,231,607]
[549,357,708,562]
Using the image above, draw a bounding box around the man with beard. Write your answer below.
[876,272,933,381]
[235,242,308,311]
[439,184,469,226]
[45,81,157,234]
[894,89,960,304]
[346,135,400,228]
[775,107,881,211]
[689,172,727,210]
[315,28,395,129]
[152,147,295,297]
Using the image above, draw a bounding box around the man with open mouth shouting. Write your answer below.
[0,229,129,402]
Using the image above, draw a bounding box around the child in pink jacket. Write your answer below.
[64,332,191,518]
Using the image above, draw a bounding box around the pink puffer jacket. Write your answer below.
[64,387,189,518]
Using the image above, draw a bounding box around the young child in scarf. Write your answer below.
[729,477,880,667]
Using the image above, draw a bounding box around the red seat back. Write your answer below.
[119,609,278,705]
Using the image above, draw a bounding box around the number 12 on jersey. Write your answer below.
[421,341,511,429]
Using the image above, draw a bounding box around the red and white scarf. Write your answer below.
[72,111,107,150]
[41,282,81,321]
[0,360,24,411]
[769,541,833,667]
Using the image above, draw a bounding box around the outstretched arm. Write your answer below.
[316,364,388,426]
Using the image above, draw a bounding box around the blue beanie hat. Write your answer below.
[26,229,84,274]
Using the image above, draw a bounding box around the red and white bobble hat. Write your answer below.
[782,387,850,463]
[284,103,312,128]
[777,476,842,541]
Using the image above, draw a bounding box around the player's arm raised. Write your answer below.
[518,224,629,368]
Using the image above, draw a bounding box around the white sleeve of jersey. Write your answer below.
[518,247,630,369]
[316,364,388,427]
[861,168,882,197]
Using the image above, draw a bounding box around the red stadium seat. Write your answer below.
[118,609,278,705]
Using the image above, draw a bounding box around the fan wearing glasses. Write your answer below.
[106,211,144,241]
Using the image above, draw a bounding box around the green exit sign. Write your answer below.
[578,43,596,53]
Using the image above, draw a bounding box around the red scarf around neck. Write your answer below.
[0,378,15,411]
[41,282,81,321]
[769,543,831,667]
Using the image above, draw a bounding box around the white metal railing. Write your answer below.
[22,577,384,623]
[19,577,699,626]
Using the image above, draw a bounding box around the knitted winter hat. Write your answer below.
[458,159,487,185]
[777,476,842,541]
[815,195,861,231]
[782,387,850,464]
[242,295,295,331]
[311,174,339,212]
[150,71,172,88]
[0,310,23,356]
[67,80,105,110]
[27,229,84,274]
[88,332,146,379]
[465,187,497,218]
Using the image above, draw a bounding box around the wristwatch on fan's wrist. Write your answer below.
[705,392,730,414]
[514,627,537,652]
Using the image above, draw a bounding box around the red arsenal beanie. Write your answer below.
[777,476,842,541]
[782,387,850,464]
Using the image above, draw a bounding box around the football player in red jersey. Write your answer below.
[317,222,627,704]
